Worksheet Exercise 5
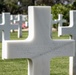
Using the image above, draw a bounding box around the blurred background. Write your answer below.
[0,0,75,14]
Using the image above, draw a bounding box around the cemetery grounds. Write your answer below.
[0,30,69,75]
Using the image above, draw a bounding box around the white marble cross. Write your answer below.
[2,6,75,75]
[22,15,28,27]
[22,15,27,22]
[58,11,76,75]
[10,15,16,24]
[58,14,66,36]
[0,13,18,40]
[58,14,66,26]
[17,15,23,38]
[14,14,23,38]
[10,15,13,23]
[52,14,66,25]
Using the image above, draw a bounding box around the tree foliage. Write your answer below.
[35,0,73,5]
[51,3,72,28]
[0,0,75,14]
[0,0,33,14]
[52,4,71,20]
[71,0,76,10]
[4,0,19,14]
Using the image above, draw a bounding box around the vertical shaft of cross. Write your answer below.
[17,15,23,38]
[2,13,10,40]
[0,13,18,41]
[28,56,50,75]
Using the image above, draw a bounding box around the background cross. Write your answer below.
[17,15,23,38]
[52,14,66,25]
[0,13,18,40]
[58,11,76,75]
[14,14,23,38]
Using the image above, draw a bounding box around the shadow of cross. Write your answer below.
[0,13,18,40]
[2,6,75,75]
[58,11,76,75]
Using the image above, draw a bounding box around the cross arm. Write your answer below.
[48,39,75,58]
[2,39,75,59]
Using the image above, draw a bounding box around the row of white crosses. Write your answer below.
[0,13,27,42]
[58,11,76,75]
[2,6,75,75]
[11,14,27,38]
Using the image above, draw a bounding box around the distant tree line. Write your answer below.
[0,0,33,14]
[0,0,75,14]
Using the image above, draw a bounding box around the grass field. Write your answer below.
[0,31,70,75]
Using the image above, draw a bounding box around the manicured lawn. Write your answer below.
[0,31,70,75]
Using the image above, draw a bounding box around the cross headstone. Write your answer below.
[22,15,27,22]
[58,14,66,26]
[2,6,75,75]
[22,15,28,28]
[51,14,66,33]
[58,10,76,75]
[0,12,18,40]
[17,15,23,38]
[10,15,13,23]
[52,14,66,25]
[13,15,19,23]
[57,14,66,36]
[14,14,23,38]
[10,15,17,32]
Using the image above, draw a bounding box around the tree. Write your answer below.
[0,0,7,13]
[32,0,35,5]
[4,0,19,14]
[35,0,75,6]
[71,0,76,9]
[52,3,72,28]
[4,0,32,14]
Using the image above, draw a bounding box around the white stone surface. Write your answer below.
[22,15,27,21]
[58,10,76,75]
[2,6,75,75]
[17,15,23,38]
[58,14,66,36]
[10,15,17,24]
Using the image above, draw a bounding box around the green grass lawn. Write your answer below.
[0,31,70,75]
